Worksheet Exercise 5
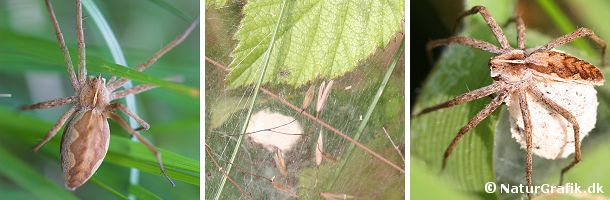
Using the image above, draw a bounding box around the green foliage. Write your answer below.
[226,0,404,88]
[411,1,509,195]
[410,158,475,200]
[0,106,199,189]
[129,185,163,200]
[0,146,79,200]
[144,0,194,22]
[0,29,198,97]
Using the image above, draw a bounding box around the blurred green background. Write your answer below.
[412,0,610,199]
[0,0,199,199]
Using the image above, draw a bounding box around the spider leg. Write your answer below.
[426,36,504,64]
[441,91,508,171]
[21,96,76,110]
[518,91,533,198]
[110,84,157,100]
[528,87,580,185]
[415,82,505,116]
[503,12,526,50]
[533,27,606,66]
[106,102,150,131]
[107,17,200,91]
[76,0,87,83]
[33,105,78,152]
[105,111,175,187]
[455,6,511,49]
[44,0,79,90]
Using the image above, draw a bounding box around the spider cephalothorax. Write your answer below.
[77,76,110,109]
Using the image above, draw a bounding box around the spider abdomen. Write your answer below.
[527,50,604,85]
[60,109,110,190]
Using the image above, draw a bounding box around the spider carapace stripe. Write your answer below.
[527,51,604,84]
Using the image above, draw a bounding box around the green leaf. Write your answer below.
[0,146,79,200]
[0,106,199,187]
[104,137,200,186]
[0,29,199,97]
[144,0,194,22]
[90,178,129,200]
[226,0,403,88]
[214,0,289,198]
[129,185,163,200]
[410,157,475,200]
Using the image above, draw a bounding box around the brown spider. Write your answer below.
[417,5,606,198]
[20,0,199,190]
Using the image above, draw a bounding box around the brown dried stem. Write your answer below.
[205,57,405,173]
[205,144,253,200]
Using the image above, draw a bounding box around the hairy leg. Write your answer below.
[528,87,580,185]
[503,13,526,49]
[441,91,508,171]
[105,111,175,187]
[44,0,79,90]
[21,96,76,110]
[415,82,505,116]
[107,17,200,91]
[455,6,511,49]
[75,0,87,83]
[426,36,504,64]
[33,105,77,151]
[519,91,533,198]
[110,84,157,100]
[533,27,606,66]
[106,103,150,130]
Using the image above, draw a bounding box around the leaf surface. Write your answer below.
[227,0,403,88]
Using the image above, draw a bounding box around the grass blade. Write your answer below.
[81,0,144,197]
[0,146,79,200]
[129,185,163,200]
[329,38,404,189]
[536,0,595,55]
[0,29,199,97]
[212,0,289,199]
[0,106,199,186]
[144,0,193,22]
[90,179,129,200]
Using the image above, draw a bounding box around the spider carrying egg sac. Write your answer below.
[507,79,598,159]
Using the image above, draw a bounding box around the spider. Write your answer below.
[20,0,199,190]
[416,5,606,198]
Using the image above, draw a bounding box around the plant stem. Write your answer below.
[536,0,596,56]
[82,1,140,199]
[206,56,405,173]
[213,0,289,199]
[329,38,405,189]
